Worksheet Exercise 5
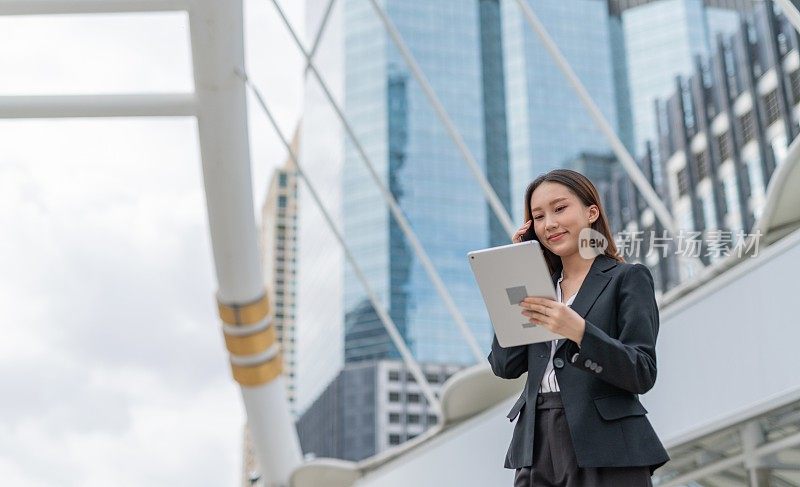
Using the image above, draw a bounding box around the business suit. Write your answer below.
[487,253,669,479]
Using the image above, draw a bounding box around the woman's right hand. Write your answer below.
[512,219,532,243]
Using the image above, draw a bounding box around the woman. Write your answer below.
[488,169,669,487]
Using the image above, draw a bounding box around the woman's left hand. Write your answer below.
[521,297,586,345]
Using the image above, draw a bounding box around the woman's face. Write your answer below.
[529,182,598,257]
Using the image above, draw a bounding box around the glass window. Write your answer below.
[790,69,800,103]
[716,132,731,162]
[739,111,755,144]
[763,90,780,126]
[677,167,690,197]
[694,151,709,181]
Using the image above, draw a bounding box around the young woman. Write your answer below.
[488,169,669,487]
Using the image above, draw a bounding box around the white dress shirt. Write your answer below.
[538,270,578,393]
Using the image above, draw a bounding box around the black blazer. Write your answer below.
[487,253,669,474]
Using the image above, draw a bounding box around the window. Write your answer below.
[388,392,400,402]
[790,69,800,103]
[427,414,438,424]
[389,413,400,424]
[739,111,755,144]
[717,132,731,162]
[407,393,420,403]
[425,373,439,384]
[694,151,709,181]
[763,90,780,126]
[279,173,288,188]
[278,195,287,208]
[407,414,420,424]
[405,372,416,383]
[388,371,400,382]
[677,167,690,197]
[388,434,401,445]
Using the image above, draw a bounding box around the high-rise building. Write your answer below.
[501,0,621,222]
[260,128,301,416]
[611,0,750,161]
[341,0,510,365]
[614,2,799,289]
[296,359,461,461]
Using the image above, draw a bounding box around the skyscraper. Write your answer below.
[342,0,510,365]
[501,0,621,221]
[260,128,301,416]
[612,0,748,159]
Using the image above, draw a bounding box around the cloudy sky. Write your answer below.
[0,2,314,485]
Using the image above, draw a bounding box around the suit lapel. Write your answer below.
[553,254,617,352]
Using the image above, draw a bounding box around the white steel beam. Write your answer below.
[659,430,800,487]
[188,1,301,485]
[0,93,195,118]
[0,0,187,15]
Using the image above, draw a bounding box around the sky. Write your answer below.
[0,2,311,485]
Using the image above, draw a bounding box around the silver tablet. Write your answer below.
[468,240,562,347]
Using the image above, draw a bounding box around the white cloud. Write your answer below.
[0,2,306,485]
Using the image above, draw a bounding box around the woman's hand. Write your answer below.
[521,297,586,345]
[512,220,532,243]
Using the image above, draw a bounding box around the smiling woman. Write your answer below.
[491,169,669,487]
[516,169,623,277]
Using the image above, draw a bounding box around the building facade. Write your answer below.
[612,2,799,290]
[613,0,748,159]
[296,359,461,461]
[260,129,301,416]
[501,0,622,222]
[342,0,511,366]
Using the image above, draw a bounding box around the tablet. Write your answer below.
[468,240,561,347]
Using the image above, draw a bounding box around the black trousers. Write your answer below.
[513,392,653,487]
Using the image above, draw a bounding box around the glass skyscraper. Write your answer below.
[500,0,621,222]
[342,0,510,365]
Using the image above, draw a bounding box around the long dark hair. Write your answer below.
[522,169,624,276]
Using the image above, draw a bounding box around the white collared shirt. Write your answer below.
[538,270,577,393]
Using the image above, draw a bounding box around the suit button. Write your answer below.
[584,359,592,368]
[595,366,603,373]
[553,358,565,369]
[589,362,597,371]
